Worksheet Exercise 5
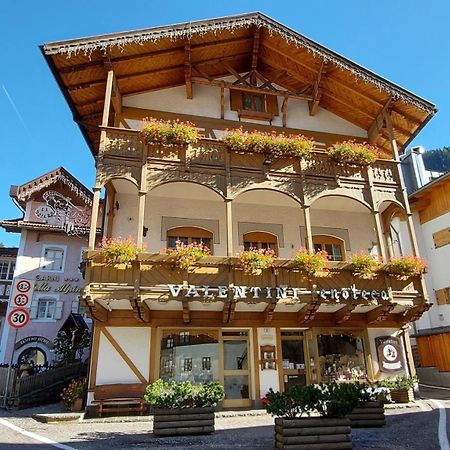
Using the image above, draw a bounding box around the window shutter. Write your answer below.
[230,89,243,111]
[436,288,450,305]
[71,301,79,314]
[266,95,279,116]
[30,301,38,319]
[54,301,64,320]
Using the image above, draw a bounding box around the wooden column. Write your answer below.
[137,192,146,248]
[402,328,417,378]
[226,199,233,256]
[303,206,314,252]
[384,110,420,257]
[88,187,101,249]
[372,211,388,262]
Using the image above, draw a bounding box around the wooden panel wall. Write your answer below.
[418,181,450,224]
[416,332,450,372]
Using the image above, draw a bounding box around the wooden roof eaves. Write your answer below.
[39,45,96,157]
[42,12,436,115]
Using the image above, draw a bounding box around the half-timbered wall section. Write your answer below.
[41,13,436,409]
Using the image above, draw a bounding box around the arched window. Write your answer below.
[167,227,213,253]
[243,232,278,255]
[313,235,345,261]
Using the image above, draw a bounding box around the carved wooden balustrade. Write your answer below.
[96,127,403,209]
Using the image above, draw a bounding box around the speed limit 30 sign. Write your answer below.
[7,308,30,329]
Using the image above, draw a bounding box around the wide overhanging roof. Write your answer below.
[41,12,436,156]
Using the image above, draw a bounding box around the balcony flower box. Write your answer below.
[351,253,381,280]
[165,241,211,270]
[327,140,379,166]
[386,255,427,280]
[96,237,144,267]
[221,128,314,160]
[238,247,276,275]
[292,248,329,278]
[144,380,224,437]
[141,117,200,146]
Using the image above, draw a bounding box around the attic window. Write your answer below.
[230,89,278,122]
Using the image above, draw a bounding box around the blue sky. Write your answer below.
[1,0,448,247]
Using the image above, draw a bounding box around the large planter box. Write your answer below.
[275,417,352,450]
[390,388,414,404]
[347,401,385,428]
[153,407,215,436]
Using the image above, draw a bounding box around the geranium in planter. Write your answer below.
[293,248,329,278]
[60,377,86,412]
[328,140,379,166]
[351,252,382,280]
[386,255,427,280]
[144,379,225,436]
[97,236,144,267]
[222,128,314,160]
[238,247,276,275]
[165,240,211,270]
[141,117,200,146]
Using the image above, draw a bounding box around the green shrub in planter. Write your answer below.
[144,380,225,437]
[378,375,417,403]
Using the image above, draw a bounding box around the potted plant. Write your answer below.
[144,379,225,436]
[238,247,276,275]
[292,248,329,278]
[222,128,314,160]
[327,140,379,166]
[263,382,356,449]
[96,236,144,267]
[381,375,417,403]
[351,252,382,280]
[141,117,200,146]
[347,382,389,427]
[60,377,87,412]
[386,255,427,280]
[165,240,211,270]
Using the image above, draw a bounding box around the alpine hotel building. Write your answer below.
[41,13,436,408]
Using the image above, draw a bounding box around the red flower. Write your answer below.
[261,396,269,405]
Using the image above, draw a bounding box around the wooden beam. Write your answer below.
[130,298,150,323]
[182,299,190,324]
[263,299,278,323]
[185,41,192,99]
[282,94,289,128]
[220,83,225,119]
[335,303,355,324]
[298,302,319,324]
[111,73,122,115]
[104,181,116,238]
[191,77,313,102]
[399,303,432,325]
[250,27,261,85]
[81,297,108,322]
[309,61,327,116]
[366,303,395,324]
[368,99,392,144]
[102,70,114,127]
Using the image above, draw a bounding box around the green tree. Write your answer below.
[54,329,91,364]
[423,147,450,172]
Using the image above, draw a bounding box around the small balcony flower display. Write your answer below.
[293,248,329,277]
[386,255,427,280]
[60,377,86,411]
[327,140,379,166]
[166,240,211,270]
[222,128,314,159]
[238,247,276,275]
[351,252,382,280]
[141,117,200,146]
[97,236,144,267]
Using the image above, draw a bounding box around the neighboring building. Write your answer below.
[399,150,450,383]
[0,167,98,365]
[41,13,436,409]
[0,247,18,339]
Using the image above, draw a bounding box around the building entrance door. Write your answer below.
[222,331,252,408]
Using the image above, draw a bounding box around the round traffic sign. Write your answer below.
[16,280,32,293]
[13,294,29,308]
[7,308,30,329]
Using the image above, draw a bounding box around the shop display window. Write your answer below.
[318,332,367,382]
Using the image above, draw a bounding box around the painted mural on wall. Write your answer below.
[34,190,90,235]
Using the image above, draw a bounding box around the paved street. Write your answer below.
[0,386,448,450]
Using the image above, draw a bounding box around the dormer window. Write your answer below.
[230,89,278,122]
[242,93,265,113]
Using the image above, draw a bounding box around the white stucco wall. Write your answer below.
[123,82,367,138]
[95,327,151,385]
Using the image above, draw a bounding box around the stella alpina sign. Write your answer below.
[166,283,390,302]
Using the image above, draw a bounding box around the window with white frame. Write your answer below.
[0,260,15,280]
[30,295,63,320]
[41,246,66,272]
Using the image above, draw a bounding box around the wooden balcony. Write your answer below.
[96,127,403,209]
[81,253,429,328]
